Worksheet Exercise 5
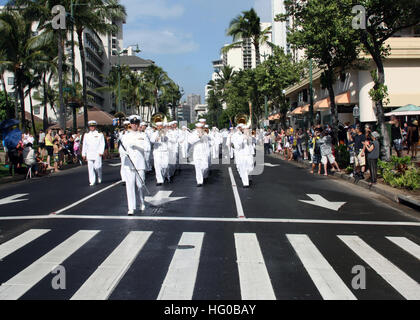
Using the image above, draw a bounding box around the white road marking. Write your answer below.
[228,167,245,218]
[108,163,121,167]
[51,181,123,215]
[1,215,419,227]
[235,233,276,300]
[157,232,204,300]
[0,229,50,261]
[0,194,29,206]
[264,163,280,167]
[0,230,99,300]
[299,194,346,212]
[287,234,356,300]
[338,235,420,300]
[386,237,420,260]
[71,231,152,300]
[145,191,186,207]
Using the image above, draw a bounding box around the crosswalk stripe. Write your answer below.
[0,230,99,300]
[234,233,276,300]
[0,229,50,261]
[157,232,204,300]
[71,231,152,300]
[386,237,420,260]
[338,235,420,300]
[287,234,356,300]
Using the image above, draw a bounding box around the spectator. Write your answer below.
[354,125,366,180]
[407,120,419,159]
[365,131,380,184]
[389,116,403,157]
[308,130,314,164]
[45,129,55,170]
[310,128,322,174]
[35,151,47,175]
[263,130,271,155]
[73,133,83,165]
[347,126,356,175]
[38,130,46,159]
[320,131,341,176]
[23,143,38,176]
[53,139,62,172]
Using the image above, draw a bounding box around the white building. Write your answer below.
[0,5,126,125]
[271,0,305,61]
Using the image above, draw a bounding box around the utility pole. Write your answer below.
[309,58,314,127]
[70,0,77,132]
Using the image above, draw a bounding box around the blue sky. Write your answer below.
[0,0,272,101]
[121,0,272,102]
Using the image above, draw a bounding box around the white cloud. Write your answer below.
[124,28,199,55]
[121,0,185,21]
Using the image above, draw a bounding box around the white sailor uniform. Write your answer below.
[82,129,105,185]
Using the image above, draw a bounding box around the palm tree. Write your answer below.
[71,0,126,129]
[143,65,169,115]
[224,8,271,67]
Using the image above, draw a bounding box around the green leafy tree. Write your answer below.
[255,46,305,129]
[351,0,420,160]
[277,0,361,142]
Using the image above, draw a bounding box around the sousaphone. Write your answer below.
[151,112,168,128]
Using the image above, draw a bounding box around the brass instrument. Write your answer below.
[151,112,168,128]
[235,114,251,127]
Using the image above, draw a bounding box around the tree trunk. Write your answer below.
[77,29,88,130]
[1,73,13,119]
[375,60,390,161]
[29,89,37,138]
[325,69,339,145]
[42,73,48,132]
[58,30,66,131]
[17,74,26,131]
[254,39,261,66]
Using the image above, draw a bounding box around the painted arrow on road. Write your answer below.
[108,163,121,167]
[0,194,29,206]
[299,194,346,212]
[264,163,280,167]
[145,191,186,207]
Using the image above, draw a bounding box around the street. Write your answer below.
[0,156,419,300]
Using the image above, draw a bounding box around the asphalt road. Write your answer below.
[0,154,419,301]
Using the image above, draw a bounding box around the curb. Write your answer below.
[268,154,420,211]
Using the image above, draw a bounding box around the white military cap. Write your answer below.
[140,122,147,126]
[155,122,163,126]
[88,120,97,126]
[129,115,141,123]
[123,120,130,126]
[182,126,187,129]
[169,121,176,125]
[195,123,204,128]
[163,122,169,127]
[204,125,209,128]
[199,118,206,123]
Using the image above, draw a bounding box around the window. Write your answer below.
[8,77,14,85]
[34,106,40,115]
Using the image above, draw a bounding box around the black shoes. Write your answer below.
[156,183,163,186]
[197,184,203,187]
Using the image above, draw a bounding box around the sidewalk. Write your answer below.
[268,153,420,211]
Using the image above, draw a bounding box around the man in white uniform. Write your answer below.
[232,125,255,188]
[167,121,180,176]
[188,123,211,187]
[150,122,170,186]
[210,127,222,160]
[120,115,149,215]
[118,120,130,183]
[139,122,152,172]
[179,126,190,160]
[82,120,105,186]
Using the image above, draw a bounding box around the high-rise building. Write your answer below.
[187,94,201,109]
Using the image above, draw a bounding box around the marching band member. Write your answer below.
[226,127,235,160]
[82,120,105,186]
[188,123,210,187]
[168,121,180,176]
[120,115,148,215]
[179,126,190,160]
[232,124,255,188]
[139,122,152,173]
[118,120,131,183]
[210,127,222,160]
[150,122,170,186]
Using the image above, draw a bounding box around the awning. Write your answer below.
[49,107,115,129]
[268,113,281,121]
[385,104,420,116]
[290,107,304,115]
[313,91,352,111]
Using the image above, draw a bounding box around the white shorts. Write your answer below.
[321,154,335,165]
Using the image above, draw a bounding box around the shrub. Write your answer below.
[378,157,420,190]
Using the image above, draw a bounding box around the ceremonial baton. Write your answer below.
[119,140,151,196]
